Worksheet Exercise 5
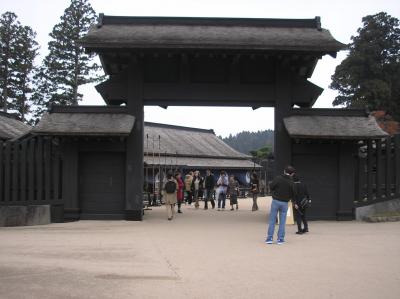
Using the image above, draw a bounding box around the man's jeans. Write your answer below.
[218,192,226,209]
[204,189,215,209]
[267,199,289,241]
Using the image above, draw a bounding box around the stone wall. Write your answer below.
[355,198,400,221]
[0,205,50,227]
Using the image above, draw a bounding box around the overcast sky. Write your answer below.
[2,0,399,137]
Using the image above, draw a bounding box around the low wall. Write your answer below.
[0,205,51,227]
[355,198,400,221]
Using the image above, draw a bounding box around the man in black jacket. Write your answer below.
[265,166,295,245]
[204,169,215,209]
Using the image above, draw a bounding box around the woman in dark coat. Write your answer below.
[191,170,203,209]
[293,175,310,234]
[228,175,239,210]
[250,173,259,211]
[175,171,184,213]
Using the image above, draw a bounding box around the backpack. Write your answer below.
[165,180,176,194]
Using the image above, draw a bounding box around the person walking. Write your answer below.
[175,171,184,214]
[204,169,215,209]
[265,166,295,245]
[163,171,178,221]
[217,171,228,211]
[250,173,259,211]
[293,175,310,234]
[191,171,203,209]
[228,175,239,211]
[184,171,193,204]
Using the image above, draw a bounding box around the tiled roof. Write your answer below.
[0,113,31,140]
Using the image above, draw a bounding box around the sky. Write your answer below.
[2,0,399,137]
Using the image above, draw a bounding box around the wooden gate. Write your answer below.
[0,136,62,205]
[355,135,400,207]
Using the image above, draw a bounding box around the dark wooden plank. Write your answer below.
[44,138,51,201]
[20,140,27,202]
[385,137,391,198]
[28,138,35,201]
[36,136,44,201]
[0,140,3,201]
[4,142,11,202]
[354,154,361,202]
[53,144,60,200]
[375,139,382,200]
[367,139,373,202]
[395,135,400,196]
[12,142,19,202]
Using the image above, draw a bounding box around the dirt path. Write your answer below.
[0,197,399,299]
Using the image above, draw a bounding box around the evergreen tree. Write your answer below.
[330,12,400,120]
[0,11,38,122]
[33,0,102,119]
[222,130,274,155]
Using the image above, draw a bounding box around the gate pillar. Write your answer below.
[125,59,144,220]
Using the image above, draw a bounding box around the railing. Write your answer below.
[0,136,62,206]
[354,135,400,207]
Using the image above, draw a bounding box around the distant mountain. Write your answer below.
[220,130,274,155]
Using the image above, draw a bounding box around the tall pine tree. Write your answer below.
[0,11,38,122]
[33,0,102,119]
[330,12,400,120]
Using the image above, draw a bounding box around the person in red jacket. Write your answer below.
[175,171,184,213]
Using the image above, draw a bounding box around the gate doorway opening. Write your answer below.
[141,106,275,210]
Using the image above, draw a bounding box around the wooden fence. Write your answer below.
[0,136,62,205]
[355,135,400,207]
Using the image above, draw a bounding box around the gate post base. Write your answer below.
[125,209,143,221]
[336,210,354,221]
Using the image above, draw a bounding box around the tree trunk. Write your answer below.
[72,47,79,105]
[2,45,10,113]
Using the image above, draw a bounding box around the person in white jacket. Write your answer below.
[216,171,229,211]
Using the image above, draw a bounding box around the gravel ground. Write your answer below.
[0,196,399,299]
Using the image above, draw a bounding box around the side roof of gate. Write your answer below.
[0,112,31,141]
[284,109,389,140]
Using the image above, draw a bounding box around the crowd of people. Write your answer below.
[161,169,260,220]
[161,166,311,246]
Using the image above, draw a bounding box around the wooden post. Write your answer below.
[274,68,293,175]
[28,138,35,201]
[337,141,356,220]
[366,139,373,202]
[36,136,44,201]
[12,142,19,202]
[0,140,3,201]
[385,137,391,198]
[354,153,359,202]
[20,140,27,202]
[395,135,400,196]
[125,59,144,220]
[375,139,382,200]
[44,138,52,201]
[53,144,60,200]
[4,142,11,202]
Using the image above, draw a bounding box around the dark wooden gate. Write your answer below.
[79,152,125,219]
[0,136,62,206]
[355,135,400,207]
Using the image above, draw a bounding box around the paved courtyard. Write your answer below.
[0,197,399,299]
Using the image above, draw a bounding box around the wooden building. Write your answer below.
[284,108,388,220]
[2,15,398,223]
[143,121,259,182]
[76,15,346,221]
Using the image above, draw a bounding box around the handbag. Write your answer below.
[299,197,311,209]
